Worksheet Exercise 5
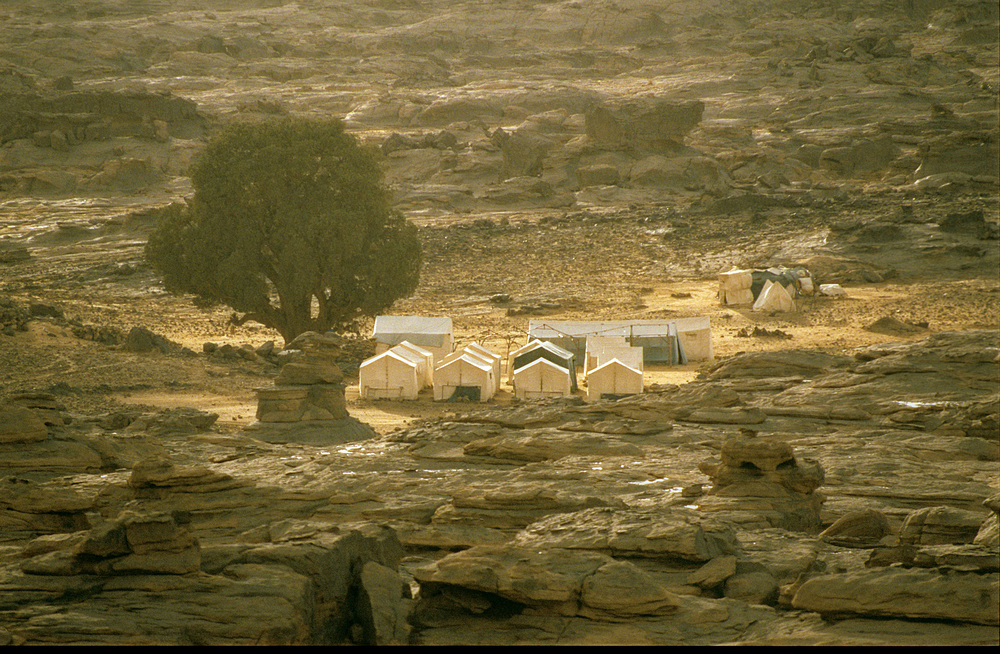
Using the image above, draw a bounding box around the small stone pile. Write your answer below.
[697,430,825,532]
[255,331,348,423]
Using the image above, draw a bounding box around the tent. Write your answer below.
[721,267,811,309]
[433,352,495,402]
[373,316,454,364]
[390,341,434,388]
[584,335,629,373]
[586,358,643,401]
[437,347,498,397]
[673,316,713,362]
[513,357,574,400]
[718,269,754,306]
[586,344,643,377]
[507,339,546,380]
[509,340,578,391]
[752,279,796,312]
[464,342,502,383]
[750,268,803,300]
[358,350,420,400]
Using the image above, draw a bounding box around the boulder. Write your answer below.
[792,568,999,626]
[818,509,892,546]
[0,405,48,443]
[355,561,412,646]
[122,326,180,354]
[490,127,553,180]
[898,506,987,545]
[576,164,620,187]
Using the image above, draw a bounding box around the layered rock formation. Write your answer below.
[1,330,996,645]
[696,430,826,531]
[250,331,375,444]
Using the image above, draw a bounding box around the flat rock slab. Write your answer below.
[413,544,680,619]
[791,567,1000,626]
[243,417,375,445]
[514,507,741,562]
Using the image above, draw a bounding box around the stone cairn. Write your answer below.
[697,429,825,532]
[255,331,348,423]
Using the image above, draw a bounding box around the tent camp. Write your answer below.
[527,320,698,365]
[433,352,495,402]
[373,316,454,364]
[586,358,643,401]
[509,340,578,392]
[358,350,420,400]
[513,357,574,400]
[390,341,434,388]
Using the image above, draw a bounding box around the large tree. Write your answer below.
[146,117,421,343]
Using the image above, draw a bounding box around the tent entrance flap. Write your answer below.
[447,386,481,402]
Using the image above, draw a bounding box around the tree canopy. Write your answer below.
[145,117,421,343]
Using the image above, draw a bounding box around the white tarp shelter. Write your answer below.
[391,341,434,388]
[358,350,420,400]
[433,352,495,402]
[673,316,713,362]
[718,269,754,306]
[752,280,796,313]
[373,316,454,364]
[586,358,643,401]
[513,357,573,400]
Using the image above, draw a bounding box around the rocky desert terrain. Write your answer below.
[1,0,998,646]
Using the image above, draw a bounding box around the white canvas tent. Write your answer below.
[584,335,628,373]
[585,336,643,376]
[433,352,495,402]
[373,316,454,364]
[718,268,754,306]
[586,358,643,401]
[587,345,643,377]
[507,339,546,381]
[464,342,502,383]
[509,339,577,391]
[391,341,434,388]
[358,350,420,400]
[673,316,713,361]
[513,357,573,400]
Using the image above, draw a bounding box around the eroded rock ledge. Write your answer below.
[1,330,997,645]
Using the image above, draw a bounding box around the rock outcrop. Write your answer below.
[696,431,825,531]
[250,331,375,444]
